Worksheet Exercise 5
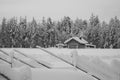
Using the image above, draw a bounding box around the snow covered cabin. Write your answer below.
[64,37,95,48]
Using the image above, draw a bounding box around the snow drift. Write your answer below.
[0,64,32,80]
[0,48,120,80]
[31,68,96,80]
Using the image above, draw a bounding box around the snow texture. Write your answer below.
[0,48,120,80]
[31,68,96,80]
[0,64,32,80]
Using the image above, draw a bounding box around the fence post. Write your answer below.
[71,50,78,70]
[10,50,14,68]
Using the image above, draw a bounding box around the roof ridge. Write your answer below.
[64,36,88,44]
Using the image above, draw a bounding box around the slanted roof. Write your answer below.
[64,37,88,44]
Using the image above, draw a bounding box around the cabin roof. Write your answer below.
[64,37,88,44]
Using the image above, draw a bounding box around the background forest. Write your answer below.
[0,14,120,48]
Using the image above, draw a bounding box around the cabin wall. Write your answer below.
[78,44,85,48]
[66,40,85,48]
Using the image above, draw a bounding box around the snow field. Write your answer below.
[0,64,96,80]
[31,68,96,80]
[77,56,119,80]
[0,48,120,80]
[0,64,32,80]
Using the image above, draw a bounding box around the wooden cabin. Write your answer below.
[64,37,95,48]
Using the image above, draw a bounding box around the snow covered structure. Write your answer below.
[56,43,66,48]
[64,37,95,48]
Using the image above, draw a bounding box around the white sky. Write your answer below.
[0,0,120,22]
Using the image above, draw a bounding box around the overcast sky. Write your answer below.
[0,0,120,22]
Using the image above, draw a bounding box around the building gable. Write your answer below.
[64,37,88,44]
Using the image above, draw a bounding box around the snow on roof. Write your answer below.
[64,37,88,44]
[56,43,65,46]
[85,43,95,46]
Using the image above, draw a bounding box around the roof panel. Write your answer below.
[64,37,88,44]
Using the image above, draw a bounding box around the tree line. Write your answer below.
[0,14,120,48]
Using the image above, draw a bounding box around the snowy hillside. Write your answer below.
[0,48,120,80]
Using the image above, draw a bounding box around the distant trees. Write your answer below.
[85,14,101,48]
[85,15,120,48]
[0,15,120,48]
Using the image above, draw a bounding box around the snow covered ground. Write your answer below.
[0,48,120,80]
[0,64,96,80]
[31,68,96,80]
[0,64,32,80]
